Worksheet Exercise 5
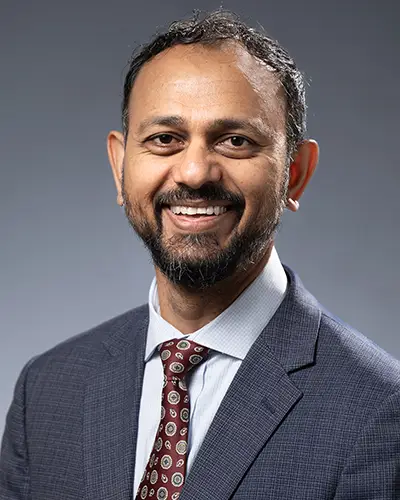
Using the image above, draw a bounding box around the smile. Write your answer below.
[170,205,228,216]
[163,204,235,231]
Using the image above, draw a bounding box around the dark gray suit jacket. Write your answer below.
[1,267,400,499]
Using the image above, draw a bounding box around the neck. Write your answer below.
[155,245,273,334]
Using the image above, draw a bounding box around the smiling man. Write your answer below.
[1,10,400,500]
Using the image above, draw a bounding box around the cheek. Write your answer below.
[123,157,168,207]
[232,161,280,210]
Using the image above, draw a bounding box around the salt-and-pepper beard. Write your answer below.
[121,174,288,291]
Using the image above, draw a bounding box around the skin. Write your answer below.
[108,42,319,334]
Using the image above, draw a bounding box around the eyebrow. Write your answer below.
[138,115,186,135]
[137,115,276,141]
[210,118,275,141]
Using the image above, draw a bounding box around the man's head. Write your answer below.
[108,10,318,290]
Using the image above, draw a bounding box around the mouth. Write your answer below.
[162,203,238,231]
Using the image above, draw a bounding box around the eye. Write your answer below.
[215,135,256,158]
[144,133,184,155]
[222,136,251,148]
[151,134,179,146]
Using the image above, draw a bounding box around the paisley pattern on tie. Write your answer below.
[136,339,209,500]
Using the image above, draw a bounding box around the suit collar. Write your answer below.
[264,264,321,372]
[101,304,149,357]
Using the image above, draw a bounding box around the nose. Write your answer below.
[172,141,222,189]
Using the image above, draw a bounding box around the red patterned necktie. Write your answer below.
[135,338,209,500]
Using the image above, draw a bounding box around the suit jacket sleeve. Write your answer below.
[334,389,400,499]
[0,357,37,500]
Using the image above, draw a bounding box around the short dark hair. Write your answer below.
[122,9,307,158]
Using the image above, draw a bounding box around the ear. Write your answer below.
[107,130,125,206]
[287,139,319,212]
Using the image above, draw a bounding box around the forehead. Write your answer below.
[128,42,286,132]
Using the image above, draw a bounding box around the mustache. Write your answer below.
[154,184,245,209]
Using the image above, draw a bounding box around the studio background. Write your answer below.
[1,0,399,436]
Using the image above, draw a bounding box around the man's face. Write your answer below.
[117,42,289,289]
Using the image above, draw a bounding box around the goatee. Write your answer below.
[122,182,286,291]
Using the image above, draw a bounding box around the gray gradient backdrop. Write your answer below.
[1,0,399,435]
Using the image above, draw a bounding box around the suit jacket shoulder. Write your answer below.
[31,303,148,362]
[24,304,150,400]
[317,309,400,406]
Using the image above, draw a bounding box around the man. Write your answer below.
[1,9,399,500]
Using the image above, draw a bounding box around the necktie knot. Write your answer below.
[159,339,209,380]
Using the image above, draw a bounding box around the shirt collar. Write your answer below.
[145,246,287,362]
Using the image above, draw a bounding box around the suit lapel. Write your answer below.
[83,307,149,500]
[181,342,302,500]
[181,267,321,500]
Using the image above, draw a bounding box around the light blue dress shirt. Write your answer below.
[133,247,287,496]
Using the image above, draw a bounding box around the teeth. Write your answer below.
[170,206,228,216]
